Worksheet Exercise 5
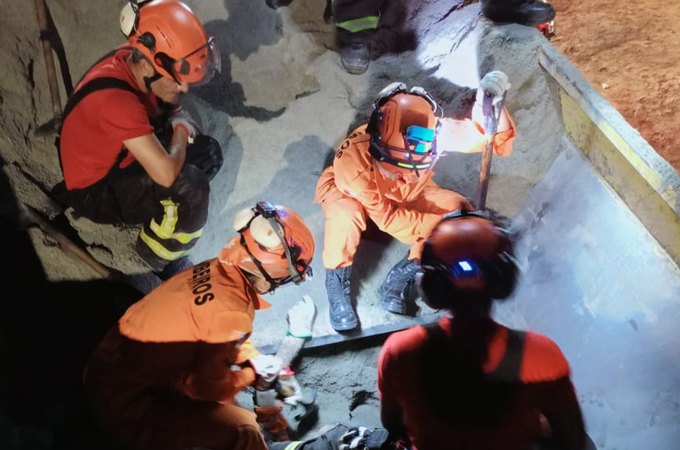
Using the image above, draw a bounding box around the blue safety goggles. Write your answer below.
[405,125,436,154]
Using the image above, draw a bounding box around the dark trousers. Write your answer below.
[59,138,220,271]
[332,0,383,44]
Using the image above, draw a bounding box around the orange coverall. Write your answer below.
[314,118,516,269]
[83,254,271,450]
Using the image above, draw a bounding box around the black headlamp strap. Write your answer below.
[143,72,163,90]
[261,214,303,284]
[239,203,304,287]
[369,136,436,171]
[239,233,278,291]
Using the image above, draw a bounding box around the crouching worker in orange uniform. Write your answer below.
[314,72,516,331]
[378,210,587,450]
[83,201,315,450]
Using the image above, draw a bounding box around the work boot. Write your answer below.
[325,267,359,331]
[379,256,420,315]
[481,0,556,27]
[340,41,370,75]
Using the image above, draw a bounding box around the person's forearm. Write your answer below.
[167,127,189,177]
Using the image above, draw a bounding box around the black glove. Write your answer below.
[185,135,224,181]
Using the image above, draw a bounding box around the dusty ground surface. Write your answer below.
[551,0,680,173]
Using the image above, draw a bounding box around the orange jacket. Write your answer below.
[84,258,270,414]
[315,118,515,244]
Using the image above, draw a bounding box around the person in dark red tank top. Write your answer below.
[378,210,589,450]
[55,0,222,277]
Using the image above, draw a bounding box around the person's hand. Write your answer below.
[286,295,316,339]
[249,354,283,390]
[169,106,199,139]
[476,70,511,108]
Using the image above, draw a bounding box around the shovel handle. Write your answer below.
[476,91,504,210]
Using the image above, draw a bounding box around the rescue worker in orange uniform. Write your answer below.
[378,210,587,450]
[55,0,223,278]
[315,72,516,331]
[83,202,315,450]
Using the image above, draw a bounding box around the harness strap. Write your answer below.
[487,329,526,382]
[423,323,526,382]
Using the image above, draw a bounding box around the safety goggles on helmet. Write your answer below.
[238,201,312,292]
[406,125,436,154]
[154,36,221,86]
[372,82,440,115]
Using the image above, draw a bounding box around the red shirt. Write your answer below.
[59,48,157,189]
[378,317,573,450]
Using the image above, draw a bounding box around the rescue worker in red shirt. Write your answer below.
[378,210,587,450]
[315,72,516,331]
[55,0,223,278]
[83,201,315,450]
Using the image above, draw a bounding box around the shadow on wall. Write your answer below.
[0,159,143,450]
[191,0,287,120]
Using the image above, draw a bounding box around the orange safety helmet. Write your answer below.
[367,82,441,172]
[225,201,315,292]
[418,210,519,309]
[119,0,220,85]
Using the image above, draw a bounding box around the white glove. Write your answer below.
[476,70,511,107]
[286,295,316,339]
[169,106,199,139]
[249,354,283,390]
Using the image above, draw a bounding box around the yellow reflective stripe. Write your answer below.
[336,16,379,33]
[157,199,179,237]
[282,442,305,450]
[150,218,203,244]
[139,228,191,261]
[149,198,203,244]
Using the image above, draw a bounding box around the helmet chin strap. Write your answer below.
[143,72,163,91]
